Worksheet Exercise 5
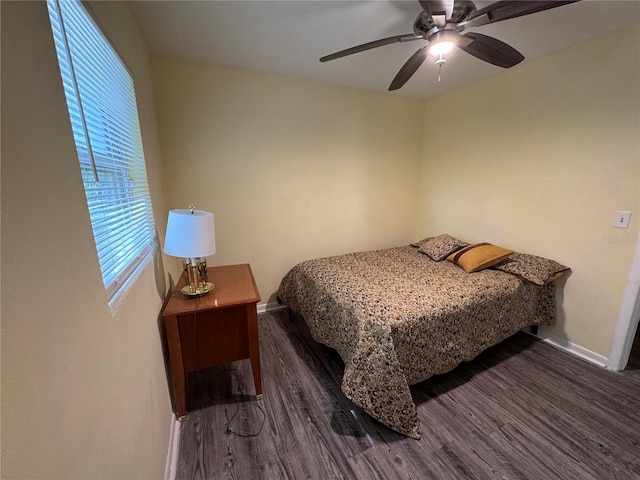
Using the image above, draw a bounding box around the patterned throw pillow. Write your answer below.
[447,243,513,273]
[410,237,432,248]
[416,234,468,261]
[492,252,569,285]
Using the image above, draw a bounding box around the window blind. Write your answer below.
[47,0,156,307]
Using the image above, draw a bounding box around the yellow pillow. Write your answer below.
[447,243,513,273]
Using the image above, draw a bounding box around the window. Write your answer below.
[47,0,156,310]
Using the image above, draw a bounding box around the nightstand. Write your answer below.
[162,263,262,420]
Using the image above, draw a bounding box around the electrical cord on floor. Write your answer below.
[213,368,266,437]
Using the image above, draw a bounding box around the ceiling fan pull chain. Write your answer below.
[435,53,446,82]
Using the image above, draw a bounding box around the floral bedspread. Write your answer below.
[277,246,555,439]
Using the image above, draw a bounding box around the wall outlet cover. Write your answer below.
[613,210,632,229]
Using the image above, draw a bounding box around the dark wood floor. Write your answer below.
[176,310,640,480]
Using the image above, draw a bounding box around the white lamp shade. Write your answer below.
[164,209,216,258]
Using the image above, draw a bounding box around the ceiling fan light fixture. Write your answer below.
[320,0,581,92]
[429,40,454,56]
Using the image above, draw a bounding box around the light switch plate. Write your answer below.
[613,211,631,229]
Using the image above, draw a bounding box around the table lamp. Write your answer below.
[164,205,216,296]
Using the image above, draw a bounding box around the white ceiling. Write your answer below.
[131,1,640,99]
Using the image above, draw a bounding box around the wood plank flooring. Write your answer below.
[176,310,640,480]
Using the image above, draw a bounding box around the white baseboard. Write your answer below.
[532,330,608,368]
[257,302,288,314]
[164,416,181,480]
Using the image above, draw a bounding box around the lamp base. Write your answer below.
[181,282,215,296]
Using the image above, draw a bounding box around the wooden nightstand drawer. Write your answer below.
[179,305,250,371]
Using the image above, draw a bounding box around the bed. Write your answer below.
[277,236,568,439]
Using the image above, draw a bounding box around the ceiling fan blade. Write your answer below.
[419,0,454,26]
[388,46,429,91]
[463,1,580,29]
[320,34,422,62]
[457,32,524,68]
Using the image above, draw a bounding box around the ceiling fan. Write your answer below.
[320,1,580,91]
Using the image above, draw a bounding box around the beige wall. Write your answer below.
[417,23,640,356]
[1,2,171,479]
[151,55,425,304]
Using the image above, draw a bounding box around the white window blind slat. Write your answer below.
[47,0,156,308]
